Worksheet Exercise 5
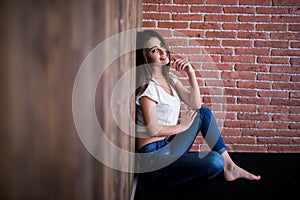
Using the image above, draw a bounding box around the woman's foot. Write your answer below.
[223,162,261,181]
[221,151,261,181]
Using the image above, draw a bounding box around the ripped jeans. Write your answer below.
[136,107,227,186]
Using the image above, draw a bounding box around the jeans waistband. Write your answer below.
[137,139,168,153]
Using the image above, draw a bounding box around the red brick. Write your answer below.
[207,0,237,4]
[258,74,289,81]
[224,137,256,144]
[291,42,300,48]
[290,123,300,130]
[174,0,204,4]
[222,40,252,47]
[257,138,290,145]
[272,16,300,23]
[165,38,188,46]
[254,41,288,48]
[291,58,300,65]
[273,83,300,90]
[143,5,158,12]
[235,48,269,56]
[268,145,300,153]
[203,63,233,70]
[224,120,256,128]
[273,115,300,122]
[233,145,267,153]
[222,72,256,80]
[272,49,300,56]
[289,24,300,31]
[290,7,300,14]
[190,22,221,29]
[225,88,257,97]
[142,21,156,28]
[170,47,200,55]
[257,57,289,64]
[270,66,300,73]
[224,6,255,14]
[237,97,270,105]
[142,1,300,153]
[189,55,220,62]
[221,128,241,136]
[172,14,203,21]
[158,5,189,12]
[143,0,171,3]
[222,23,254,30]
[290,108,300,114]
[204,14,236,22]
[243,130,275,137]
[256,7,289,14]
[190,39,220,46]
[258,122,289,129]
[238,32,269,39]
[256,24,287,31]
[238,15,270,22]
[225,105,256,112]
[173,30,204,38]
[143,13,171,20]
[205,31,236,38]
[191,6,222,13]
[202,63,232,71]
[271,99,300,107]
[203,47,233,55]
[240,0,270,5]
[258,91,288,98]
[271,33,300,40]
[273,0,300,6]
[221,55,255,63]
[238,81,272,89]
[158,22,189,29]
[258,106,288,114]
[291,75,300,82]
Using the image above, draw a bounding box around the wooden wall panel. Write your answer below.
[0,0,141,199]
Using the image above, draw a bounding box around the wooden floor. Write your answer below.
[134,153,300,200]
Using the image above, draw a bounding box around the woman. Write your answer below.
[135,30,261,185]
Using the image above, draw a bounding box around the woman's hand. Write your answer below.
[179,110,198,132]
[171,58,195,75]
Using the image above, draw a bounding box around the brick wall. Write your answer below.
[142,0,300,153]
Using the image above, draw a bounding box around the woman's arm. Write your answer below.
[172,59,202,109]
[140,96,197,137]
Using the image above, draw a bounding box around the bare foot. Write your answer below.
[223,163,261,181]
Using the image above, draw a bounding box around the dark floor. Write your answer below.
[134,153,300,200]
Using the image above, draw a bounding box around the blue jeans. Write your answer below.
[137,107,226,185]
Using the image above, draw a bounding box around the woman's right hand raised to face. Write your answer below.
[180,110,198,133]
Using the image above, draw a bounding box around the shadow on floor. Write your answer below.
[134,153,300,200]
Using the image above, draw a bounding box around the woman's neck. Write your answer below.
[151,65,164,78]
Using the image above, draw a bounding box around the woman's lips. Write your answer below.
[161,55,167,60]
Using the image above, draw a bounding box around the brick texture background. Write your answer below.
[142,0,300,153]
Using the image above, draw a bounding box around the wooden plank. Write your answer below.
[0,0,141,199]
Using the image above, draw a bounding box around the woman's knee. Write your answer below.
[208,151,224,172]
[199,106,212,116]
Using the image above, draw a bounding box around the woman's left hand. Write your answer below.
[171,58,195,75]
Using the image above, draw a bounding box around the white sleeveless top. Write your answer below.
[136,75,181,133]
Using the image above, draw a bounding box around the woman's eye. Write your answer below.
[151,49,157,53]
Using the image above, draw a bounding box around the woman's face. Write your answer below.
[144,37,169,66]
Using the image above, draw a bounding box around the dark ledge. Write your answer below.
[134,153,300,200]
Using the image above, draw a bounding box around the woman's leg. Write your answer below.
[168,106,261,182]
[142,151,224,186]
[168,106,226,155]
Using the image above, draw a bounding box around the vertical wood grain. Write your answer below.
[0,0,141,199]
